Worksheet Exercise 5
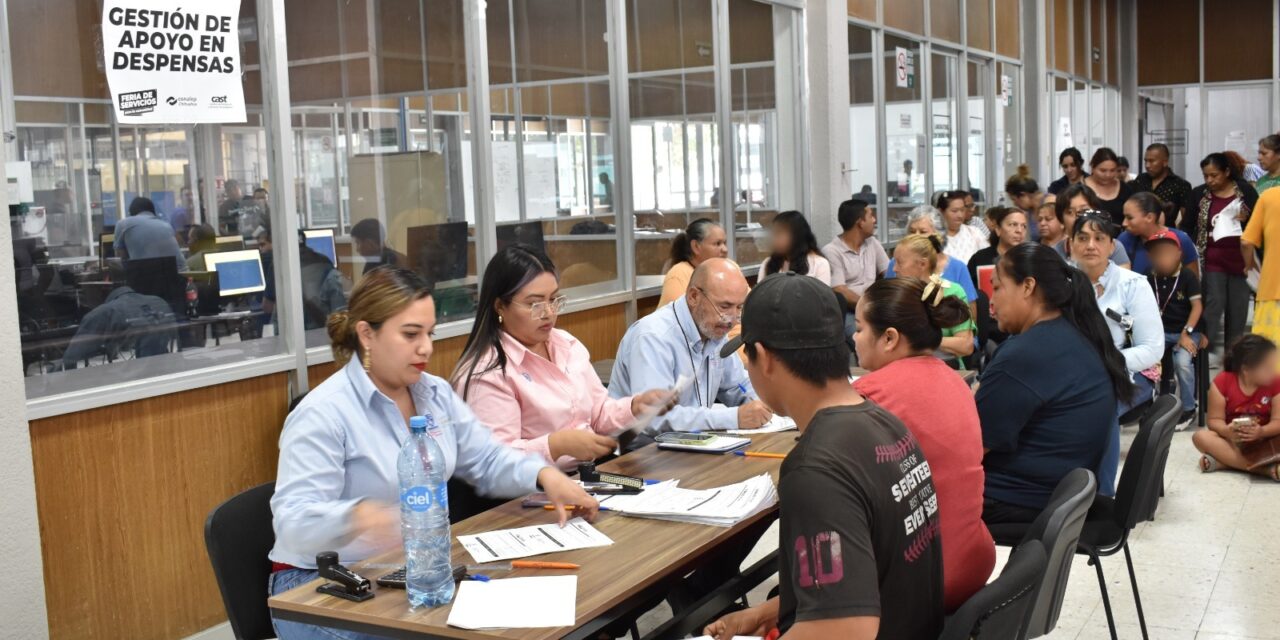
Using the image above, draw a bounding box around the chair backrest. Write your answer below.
[1115,394,1181,527]
[1019,468,1097,638]
[204,482,277,640]
[939,540,1048,640]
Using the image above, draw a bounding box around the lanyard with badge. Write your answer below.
[672,305,713,408]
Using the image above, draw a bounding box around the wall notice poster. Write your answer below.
[102,1,246,124]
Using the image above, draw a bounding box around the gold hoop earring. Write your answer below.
[362,347,372,372]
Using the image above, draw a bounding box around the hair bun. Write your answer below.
[1016,164,1031,178]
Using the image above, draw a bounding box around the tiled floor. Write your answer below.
[637,428,1280,639]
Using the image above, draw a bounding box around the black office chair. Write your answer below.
[204,482,277,640]
[1078,394,1180,640]
[987,468,1097,639]
[939,540,1048,640]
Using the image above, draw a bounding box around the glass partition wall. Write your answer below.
[2,0,809,414]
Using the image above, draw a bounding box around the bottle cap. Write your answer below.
[409,415,428,432]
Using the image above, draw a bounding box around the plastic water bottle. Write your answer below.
[398,414,454,607]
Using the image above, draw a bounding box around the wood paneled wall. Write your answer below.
[848,0,877,21]
[996,0,1020,60]
[30,373,291,640]
[1136,0,1199,86]
[1203,0,1274,83]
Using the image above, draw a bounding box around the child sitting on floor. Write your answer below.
[1145,230,1205,428]
[1194,334,1280,480]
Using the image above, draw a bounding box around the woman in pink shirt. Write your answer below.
[452,246,672,468]
[851,277,995,612]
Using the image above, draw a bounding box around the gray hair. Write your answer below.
[906,206,940,229]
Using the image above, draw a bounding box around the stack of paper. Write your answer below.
[726,414,797,435]
[447,575,577,629]
[457,517,613,563]
[596,474,777,527]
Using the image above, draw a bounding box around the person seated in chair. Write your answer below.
[704,273,944,640]
[268,268,595,640]
[61,270,177,369]
[450,245,673,470]
[978,244,1132,525]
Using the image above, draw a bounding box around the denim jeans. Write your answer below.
[1102,372,1155,496]
[1164,331,1201,412]
[269,568,391,640]
[1202,270,1250,349]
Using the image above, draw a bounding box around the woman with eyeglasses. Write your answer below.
[1071,211,1164,495]
[1047,147,1089,195]
[452,246,674,469]
[1054,183,1132,269]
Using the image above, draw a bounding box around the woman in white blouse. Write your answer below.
[758,210,831,284]
[939,190,987,265]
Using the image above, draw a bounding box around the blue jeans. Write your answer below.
[1101,372,1156,496]
[1164,331,1201,412]
[269,569,390,640]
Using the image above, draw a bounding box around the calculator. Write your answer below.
[374,567,406,589]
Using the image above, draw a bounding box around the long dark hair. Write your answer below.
[670,218,721,265]
[998,243,1134,400]
[452,245,558,400]
[1090,147,1120,170]
[764,211,820,277]
[860,278,971,353]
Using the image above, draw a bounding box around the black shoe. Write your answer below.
[1176,409,1197,431]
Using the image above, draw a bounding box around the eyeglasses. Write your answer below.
[512,295,567,320]
[694,287,743,324]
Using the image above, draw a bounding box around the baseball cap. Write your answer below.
[719,272,847,358]
[1145,229,1181,250]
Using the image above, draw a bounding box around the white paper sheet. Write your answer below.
[596,474,778,527]
[457,517,613,563]
[446,576,577,630]
[1211,199,1244,241]
[618,374,693,435]
[726,414,797,435]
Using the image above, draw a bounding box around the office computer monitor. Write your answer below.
[203,250,266,297]
[98,233,116,271]
[302,228,337,266]
[214,236,246,253]
[406,221,468,285]
[496,221,545,254]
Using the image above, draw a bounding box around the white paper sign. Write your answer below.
[103,1,246,124]
[895,47,915,89]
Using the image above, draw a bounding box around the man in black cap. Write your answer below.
[703,273,944,640]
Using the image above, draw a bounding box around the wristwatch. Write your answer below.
[1184,326,1195,335]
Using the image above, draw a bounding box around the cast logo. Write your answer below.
[118,89,158,116]
[210,95,231,108]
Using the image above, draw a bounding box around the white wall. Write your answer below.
[0,159,50,638]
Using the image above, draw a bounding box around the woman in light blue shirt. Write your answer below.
[1071,212,1164,495]
[268,267,594,640]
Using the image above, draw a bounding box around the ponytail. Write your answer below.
[670,218,720,265]
[999,244,1135,401]
[860,277,972,353]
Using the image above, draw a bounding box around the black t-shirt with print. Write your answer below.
[777,402,944,639]
[1148,267,1201,334]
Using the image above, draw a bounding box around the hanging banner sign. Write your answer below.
[895,47,916,89]
[103,0,246,124]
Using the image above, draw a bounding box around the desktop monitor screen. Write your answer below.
[406,221,468,285]
[496,221,545,254]
[99,233,116,258]
[214,236,246,253]
[302,228,337,266]
[204,249,266,297]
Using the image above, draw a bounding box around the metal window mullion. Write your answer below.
[186,125,202,227]
[507,0,527,223]
[922,41,934,206]
[465,0,498,274]
[873,27,888,243]
[78,104,94,250]
[958,51,969,193]
[713,0,734,259]
[607,0,637,320]
[111,115,125,227]
[986,61,998,204]
[256,0,308,394]
[795,7,810,216]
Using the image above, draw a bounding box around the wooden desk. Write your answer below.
[269,432,796,640]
